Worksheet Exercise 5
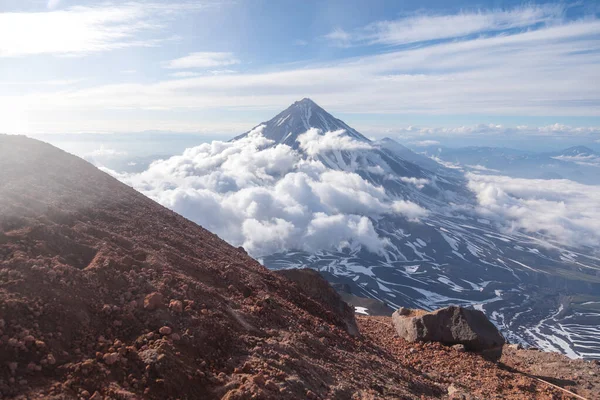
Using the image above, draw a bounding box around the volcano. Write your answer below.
[228,100,600,360]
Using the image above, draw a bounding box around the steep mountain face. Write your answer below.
[229,100,600,360]
[233,98,369,148]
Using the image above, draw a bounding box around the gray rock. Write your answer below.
[392,306,505,351]
[452,344,466,352]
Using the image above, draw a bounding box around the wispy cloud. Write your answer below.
[0,2,208,57]
[1,5,599,134]
[324,28,352,47]
[325,5,566,47]
[164,52,240,69]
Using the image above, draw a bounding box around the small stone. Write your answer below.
[47,354,56,365]
[90,391,102,400]
[8,362,18,374]
[103,352,119,365]
[508,343,523,350]
[159,326,172,335]
[169,300,183,313]
[408,348,417,354]
[452,344,466,352]
[265,380,278,392]
[144,292,164,310]
[252,374,266,386]
[448,384,459,396]
[306,390,318,400]
[23,335,35,343]
[170,333,181,341]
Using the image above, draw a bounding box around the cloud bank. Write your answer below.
[106,128,427,257]
[467,173,600,249]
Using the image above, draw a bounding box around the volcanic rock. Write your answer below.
[392,306,505,351]
[276,268,359,336]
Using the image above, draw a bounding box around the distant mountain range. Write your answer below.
[232,99,600,359]
[414,144,600,185]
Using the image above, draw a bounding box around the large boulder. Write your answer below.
[392,306,505,351]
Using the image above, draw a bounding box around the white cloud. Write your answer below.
[467,173,600,248]
[324,28,353,47]
[326,5,565,47]
[164,52,240,69]
[297,128,372,157]
[391,200,429,220]
[553,154,600,168]
[107,128,425,256]
[399,177,430,190]
[0,3,206,57]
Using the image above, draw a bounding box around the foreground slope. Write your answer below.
[0,135,580,399]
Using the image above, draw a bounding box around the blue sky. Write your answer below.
[1,0,600,149]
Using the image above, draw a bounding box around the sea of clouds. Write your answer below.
[102,127,600,257]
[467,173,600,249]
[105,127,428,256]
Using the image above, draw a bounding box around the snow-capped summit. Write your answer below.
[233,98,369,148]
[556,145,597,157]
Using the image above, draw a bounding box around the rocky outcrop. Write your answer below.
[392,306,505,351]
[276,268,359,336]
[332,283,394,317]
